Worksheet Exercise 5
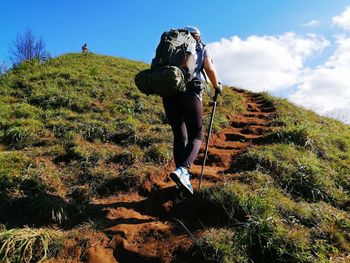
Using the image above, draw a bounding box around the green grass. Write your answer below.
[1,53,349,262]
[197,94,350,262]
[199,176,350,262]
[0,53,244,199]
[0,152,30,195]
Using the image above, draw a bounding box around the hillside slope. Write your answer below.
[0,53,350,263]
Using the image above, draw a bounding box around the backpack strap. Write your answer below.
[197,42,213,96]
[201,67,211,96]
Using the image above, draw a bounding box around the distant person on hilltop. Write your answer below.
[82,43,88,53]
[163,26,222,194]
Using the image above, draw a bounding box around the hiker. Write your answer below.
[82,43,88,53]
[165,26,222,195]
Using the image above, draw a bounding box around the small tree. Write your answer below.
[0,61,8,75]
[10,29,50,65]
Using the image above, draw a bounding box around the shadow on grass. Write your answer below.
[0,192,75,228]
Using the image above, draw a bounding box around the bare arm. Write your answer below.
[203,56,220,89]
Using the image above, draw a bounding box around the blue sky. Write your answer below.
[1,1,350,124]
[0,0,348,63]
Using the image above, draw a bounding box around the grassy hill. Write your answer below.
[201,96,350,262]
[0,53,349,262]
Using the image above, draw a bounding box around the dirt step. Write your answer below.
[111,222,190,263]
[210,142,246,150]
[191,174,226,186]
[260,107,276,113]
[224,133,249,142]
[194,151,233,167]
[247,108,259,113]
[250,94,264,99]
[244,113,274,119]
[231,87,248,94]
[257,101,275,108]
[190,166,242,184]
[239,126,271,135]
[251,133,275,145]
[231,121,272,128]
[250,98,268,104]
[247,104,259,112]
[106,207,155,222]
[233,116,273,124]
[87,247,118,263]
[190,165,226,178]
[225,132,273,143]
[108,221,171,239]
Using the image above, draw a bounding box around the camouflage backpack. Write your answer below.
[134,29,197,97]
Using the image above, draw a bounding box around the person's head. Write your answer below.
[185,26,201,42]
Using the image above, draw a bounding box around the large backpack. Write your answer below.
[134,29,197,97]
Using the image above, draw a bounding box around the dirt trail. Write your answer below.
[86,88,277,263]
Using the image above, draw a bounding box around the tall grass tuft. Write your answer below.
[0,225,63,263]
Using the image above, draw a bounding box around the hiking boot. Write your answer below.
[170,167,193,195]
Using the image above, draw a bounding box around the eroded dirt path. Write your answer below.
[86,89,277,263]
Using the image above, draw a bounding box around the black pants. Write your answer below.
[163,93,203,170]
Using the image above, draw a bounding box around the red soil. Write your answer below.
[84,88,277,263]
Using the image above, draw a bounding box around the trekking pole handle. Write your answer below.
[214,83,222,101]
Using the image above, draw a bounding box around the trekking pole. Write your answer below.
[198,90,220,191]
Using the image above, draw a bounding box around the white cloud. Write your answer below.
[207,32,329,92]
[325,108,350,124]
[206,5,350,124]
[303,20,320,27]
[289,36,350,124]
[332,6,350,31]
